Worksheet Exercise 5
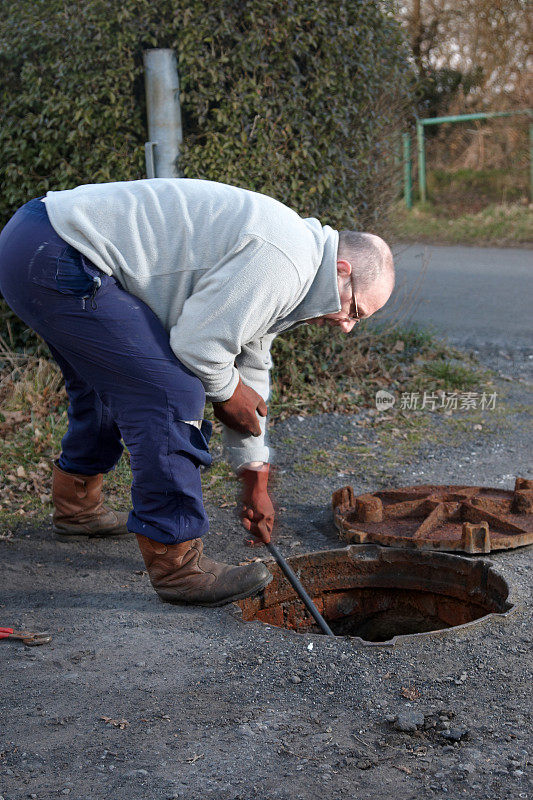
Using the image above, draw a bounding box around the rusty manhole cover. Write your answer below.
[236,546,514,645]
[332,478,533,554]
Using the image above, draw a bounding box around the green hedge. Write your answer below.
[0,0,411,347]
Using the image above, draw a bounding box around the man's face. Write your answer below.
[310,260,394,333]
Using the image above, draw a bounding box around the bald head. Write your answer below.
[338,231,395,294]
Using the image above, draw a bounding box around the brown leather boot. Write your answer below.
[52,462,129,540]
[136,534,273,607]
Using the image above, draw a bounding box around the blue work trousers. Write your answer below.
[0,198,212,544]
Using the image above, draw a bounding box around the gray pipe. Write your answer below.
[143,49,183,178]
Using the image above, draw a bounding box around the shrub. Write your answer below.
[0,0,411,346]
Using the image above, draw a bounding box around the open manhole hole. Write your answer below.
[236,545,515,645]
[332,478,533,553]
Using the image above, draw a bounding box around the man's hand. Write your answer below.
[239,464,274,546]
[212,378,267,437]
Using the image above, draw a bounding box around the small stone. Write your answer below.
[238,724,254,736]
[394,710,425,732]
[441,726,468,742]
[385,714,396,723]
[61,790,71,795]
[438,709,454,718]
[290,675,302,684]
[356,759,374,770]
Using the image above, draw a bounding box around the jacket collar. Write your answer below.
[269,224,341,334]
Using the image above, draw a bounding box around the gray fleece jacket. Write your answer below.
[44,179,341,469]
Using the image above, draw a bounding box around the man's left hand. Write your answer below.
[239,464,274,546]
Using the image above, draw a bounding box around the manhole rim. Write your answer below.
[229,543,518,647]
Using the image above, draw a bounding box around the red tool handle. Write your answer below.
[0,627,14,639]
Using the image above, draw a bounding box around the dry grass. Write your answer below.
[389,202,533,247]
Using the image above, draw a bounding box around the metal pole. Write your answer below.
[421,109,532,127]
[416,119,426,204]
[530,124,533,201]
[403,132,412,209]
[266,543,335,637]
[143,49,183,178]
[394,136,402,199]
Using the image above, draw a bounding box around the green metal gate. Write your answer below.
[402,109,533,208]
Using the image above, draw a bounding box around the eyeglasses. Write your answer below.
[348,285,361,323]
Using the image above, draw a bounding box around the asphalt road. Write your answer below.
[380,243,533,349]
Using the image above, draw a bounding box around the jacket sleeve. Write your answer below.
[221,335,275,470]
[168,238,301,403]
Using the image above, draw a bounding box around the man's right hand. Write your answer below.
[212,378,267,436]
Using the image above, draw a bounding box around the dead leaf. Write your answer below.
[16,466,26,478]
[393,340,405,353]
[401,685,420,700]
[100,716,129,729]
[394,765,412,774]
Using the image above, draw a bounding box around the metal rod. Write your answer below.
[143,49,183,178]
[266,543,335,637]
[420,109,532,127]
[529,123,533,202]
[403,132,412,209]
[416,119,426,204]
[394,136,402,199]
